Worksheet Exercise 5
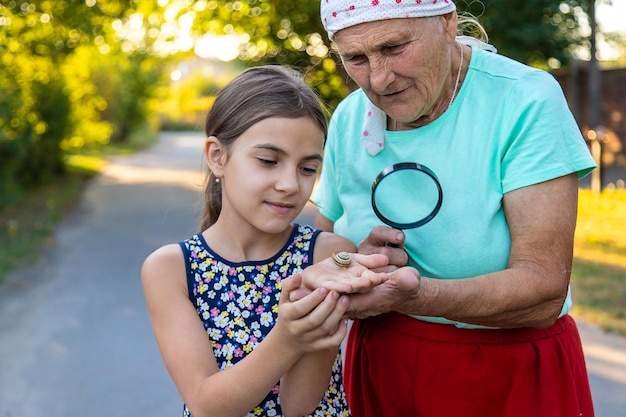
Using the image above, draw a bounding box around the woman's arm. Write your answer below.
[342,174,579,329]
[141,245,349,417]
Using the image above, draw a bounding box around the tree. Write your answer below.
[460,0,591,70]
[0,0,170,202]
[181,0,594,108]
[187,0,349,107]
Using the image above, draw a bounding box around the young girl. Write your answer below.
[141,65,385,417]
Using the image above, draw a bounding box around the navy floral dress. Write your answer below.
[179,224,351,417]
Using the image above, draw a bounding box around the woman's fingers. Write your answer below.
[357,226,409,269]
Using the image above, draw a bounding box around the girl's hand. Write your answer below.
[299,252,390,295]
[277,274,349,353]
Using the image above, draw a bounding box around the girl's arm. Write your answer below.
[141,244,349,417]
[278,233,355,415]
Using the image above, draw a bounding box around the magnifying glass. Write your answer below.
[371,162,443,229]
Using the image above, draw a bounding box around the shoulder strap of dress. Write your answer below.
[179,234,204,302]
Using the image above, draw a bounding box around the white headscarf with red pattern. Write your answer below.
[319,0,499,156]
[320,0,457,40]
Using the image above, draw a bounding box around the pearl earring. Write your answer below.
[215,177,220,183]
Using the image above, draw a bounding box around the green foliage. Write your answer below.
[181,0,596,108]
[0,3,71,204]
[25,76,71,181]
[0,0,168,201]
[90,51,168,143]
[188,0,350,108]
[458,0,591,69]
[157,60,243,131]
[61,46,114,150]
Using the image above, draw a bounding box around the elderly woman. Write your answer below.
[311,1,597,416]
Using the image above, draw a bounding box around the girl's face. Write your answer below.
[214,116,325,235]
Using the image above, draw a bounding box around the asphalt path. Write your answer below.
[0,131,624,417]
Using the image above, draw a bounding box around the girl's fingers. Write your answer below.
[280,274,303,301]
[288,286,313,302]
[304,293,349,340]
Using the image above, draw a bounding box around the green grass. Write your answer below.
[0,129,158,284]
[571,188,626,336]
[0,171,94,281]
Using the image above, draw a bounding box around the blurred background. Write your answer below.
[1,1,625,193]
[0,1,625,416]
[1,0,625,193]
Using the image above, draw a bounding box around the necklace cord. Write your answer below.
[448,41,463,109]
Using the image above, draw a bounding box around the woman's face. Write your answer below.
[334,14,457,126]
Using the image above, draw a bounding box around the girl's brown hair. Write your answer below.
[200,65,328,231]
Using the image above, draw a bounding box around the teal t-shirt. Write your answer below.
[314,47,596,328]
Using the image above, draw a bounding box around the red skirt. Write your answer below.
[344,313,594,417]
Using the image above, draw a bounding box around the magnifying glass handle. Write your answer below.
[384,242,400,248]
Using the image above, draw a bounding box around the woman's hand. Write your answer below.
[357,226,409,271]
[345,266,422,319]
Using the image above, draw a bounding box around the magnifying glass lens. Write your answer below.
[373,170,441,225]
[371,163,443,229]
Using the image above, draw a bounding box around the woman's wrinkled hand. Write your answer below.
[345,266,422,319]
[357,226,408,271]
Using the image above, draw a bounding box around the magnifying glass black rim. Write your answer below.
[371,162,443,229]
